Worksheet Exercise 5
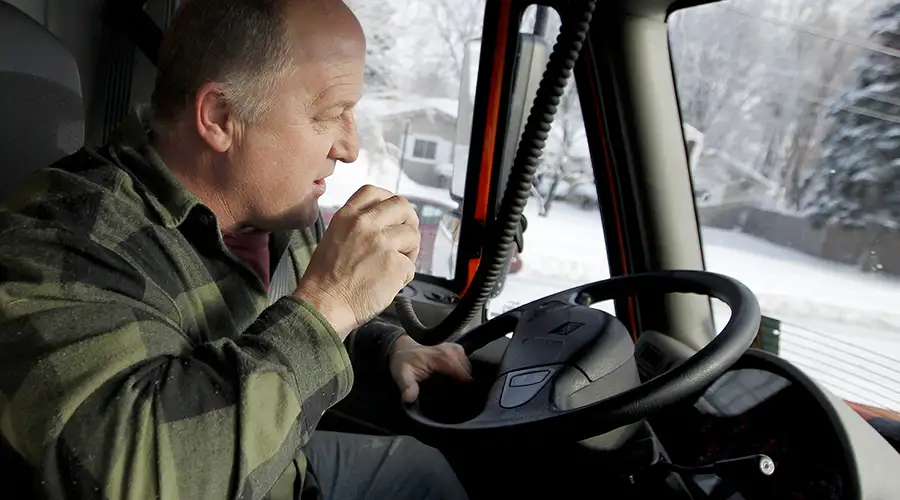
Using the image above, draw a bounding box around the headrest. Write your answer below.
[0,2,84,200]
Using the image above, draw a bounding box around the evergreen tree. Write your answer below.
[804,3,900,227]
[345,0,399,91]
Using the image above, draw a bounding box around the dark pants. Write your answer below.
[304,431,469,500]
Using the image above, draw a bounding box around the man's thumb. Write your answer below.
[401,381,420,403]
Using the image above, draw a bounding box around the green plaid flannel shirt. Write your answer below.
[0,111,405,499]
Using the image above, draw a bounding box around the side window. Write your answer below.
[670,0,900,413]
[412,138,440,161]
[488,5,611,318]
[321,0,485,280]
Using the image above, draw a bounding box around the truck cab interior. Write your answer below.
[3,0,900,499]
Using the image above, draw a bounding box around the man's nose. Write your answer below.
[331,117,360,163]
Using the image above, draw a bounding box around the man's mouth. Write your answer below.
[312,177,327,196]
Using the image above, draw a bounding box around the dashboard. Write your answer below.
[651,358,853,500]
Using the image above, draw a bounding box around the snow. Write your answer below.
[355,92,460,121]
[495,201,610,292]
[702,229,900,327]
[326,148,900,412]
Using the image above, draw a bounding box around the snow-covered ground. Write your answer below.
[703,231,900,412]
[325,149,900,412]
[489,201,613,315]
[491,201,900,411]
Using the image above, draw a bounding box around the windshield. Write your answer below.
[321,0,482,279]
[335,1,612,311]
[338,0,900,415]
[670,0,900,414]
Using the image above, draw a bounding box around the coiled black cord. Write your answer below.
[396,0,598,344]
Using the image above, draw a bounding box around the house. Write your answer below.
[355,92,459,188]
[692,148,775,206]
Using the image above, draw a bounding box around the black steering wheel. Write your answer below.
[404,270,761,443]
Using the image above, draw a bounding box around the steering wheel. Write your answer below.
[404,270,761,443]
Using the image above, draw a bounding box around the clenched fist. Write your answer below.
[295,185,420,337]
[389,335,473,403]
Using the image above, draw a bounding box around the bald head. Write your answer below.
[151,0,365,126]
[286,0,364,61]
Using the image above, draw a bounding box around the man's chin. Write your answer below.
[253,205,320,233]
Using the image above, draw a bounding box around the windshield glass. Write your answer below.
[670,0,900,414]
[321,0,487,280]
[337,1,612,312]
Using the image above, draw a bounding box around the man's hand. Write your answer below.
[295,185,420,338]
[389,334,473,403]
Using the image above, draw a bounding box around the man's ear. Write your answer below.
[195,82,236,153]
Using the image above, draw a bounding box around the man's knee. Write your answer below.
[392,436,468,499]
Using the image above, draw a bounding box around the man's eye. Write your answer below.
[324,109,346,121]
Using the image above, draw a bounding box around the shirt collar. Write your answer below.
[105,107,302,277]
[108,106,205,229]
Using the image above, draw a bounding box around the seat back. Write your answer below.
[0,1,84,200]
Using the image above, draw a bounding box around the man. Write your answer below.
[0,0,472,499]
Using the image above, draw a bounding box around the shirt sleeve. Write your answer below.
[310,211,407,377]
[343,318,407,377]
[0,224,353,499]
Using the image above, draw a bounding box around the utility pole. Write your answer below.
[396,120,411,193]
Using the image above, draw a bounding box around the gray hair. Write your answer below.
[150,0,296,126]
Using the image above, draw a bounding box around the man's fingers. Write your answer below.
[435,344,474,382]
[343,184,394,213]
[383,224,420,258]
[398,365,420,403]
[390,252,417,287]
[365,195,420,230]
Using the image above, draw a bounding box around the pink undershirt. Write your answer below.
[223,231,271,290]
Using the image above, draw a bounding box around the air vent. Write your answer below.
[425,291,458,305]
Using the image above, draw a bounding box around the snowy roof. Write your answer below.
[356,92,459,121]
[356,92,596,160]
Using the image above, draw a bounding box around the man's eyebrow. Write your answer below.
[328,99,358,109]
[308,89,358,111]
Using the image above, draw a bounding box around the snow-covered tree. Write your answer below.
[537,80,589,217]
[804,2,900,227]
[345,0,401,91]
[751,0,863,211]
[669,0,888,211]
[669,4,764,151]
[400,0,485,98]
